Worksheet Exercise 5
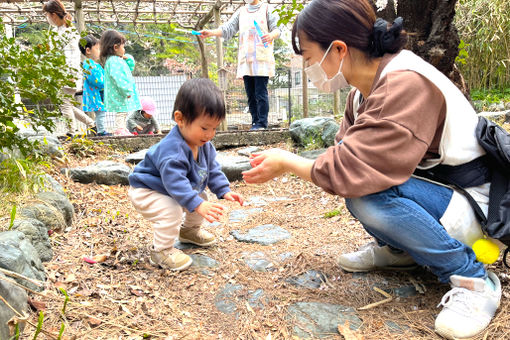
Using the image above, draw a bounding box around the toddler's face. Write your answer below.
[114,43,125,57]
[142,112,152,119]
[178,113,222,150]
[87,44,101,62]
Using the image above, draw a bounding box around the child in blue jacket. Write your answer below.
[128,78,244,271]
[79,35,110,136]
[100,29,141,136]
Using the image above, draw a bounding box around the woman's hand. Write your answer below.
[224,191,244,206]
[199,29,221,38]
[195,201,226,223]
[242,148,290,184]
[261,32,277,45]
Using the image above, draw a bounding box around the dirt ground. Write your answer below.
[10,141,510,339]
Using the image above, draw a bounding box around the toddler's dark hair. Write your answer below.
[99,29,126,65]
[79,35,99,56]
[173,78,225,123]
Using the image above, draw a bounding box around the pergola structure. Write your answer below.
[0,0,308,29]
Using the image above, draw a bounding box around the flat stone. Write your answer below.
[63,161,131,185]
[278,252,293,262]
[247,288,266,310]
[230,224,291,245]
[125,149,148,164]
[228,208,263,223]
[385,320,410,334]
[214,284,267,315]
[286,270,327,289]
[214,283,243,315]
[391,285,418,298]
[190,254,219,268]
[287,302,362,338]
[244,196,268,207]
[242,252,274,272]
[173,240,200,250]
[237,146,261,157]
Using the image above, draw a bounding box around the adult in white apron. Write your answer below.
[201,0,280,130]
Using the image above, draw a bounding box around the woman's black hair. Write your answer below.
[79,35,99,56]
[292,0,407,58]
[173,78,225,123]
[99,30,126,65]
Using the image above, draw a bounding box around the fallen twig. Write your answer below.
[0,267,45,287]
[358,286,393,310]
[0,275,46,297]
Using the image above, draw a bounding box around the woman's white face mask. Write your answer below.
[304,42,349,93]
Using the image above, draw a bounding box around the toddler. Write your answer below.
[126,97,162,135]
[100,29,141,136]
[79,35,111,136]
[128,78,243,271]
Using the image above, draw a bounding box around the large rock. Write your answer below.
[11,219,53,262]
[125,149,148,164]
[27,135,64,158]
[20,203,66,232]
[216,153,252,182]
[290,117,340,147]
[36,191,74,227]
[0,231,46,291]
[63,161,131,185]
[0,272,28,340]
[41,174,66,196]
[18,125,64,158]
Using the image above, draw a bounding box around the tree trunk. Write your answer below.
[373,0,469,96]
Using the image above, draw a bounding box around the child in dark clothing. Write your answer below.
[128,78,244,271]
[126,97,162,135]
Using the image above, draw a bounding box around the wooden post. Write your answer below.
[74,0,85,34]
[302,57,308,118]
[214,7,227,131]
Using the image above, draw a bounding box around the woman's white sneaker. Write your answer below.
[337,241,417,272]
[435,271,501,339]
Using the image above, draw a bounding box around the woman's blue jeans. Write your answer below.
[345,177,486,283]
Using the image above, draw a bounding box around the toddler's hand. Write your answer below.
[195,201,226,223]
[224,192,244,206]
[136,125,143,131]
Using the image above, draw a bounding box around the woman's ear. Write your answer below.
[333,40,348,59]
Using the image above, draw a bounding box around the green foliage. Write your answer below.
[324,209,341,218]
[33,311,44,340]
[8,205,16,230]
[455,0,510,89]
[66,135,97,158]
[471,88,510,103]
[59,287,69,314]
[273,0,304,26]
[0,156,49,193]
[0,20,75,157]
[455,40,469,66]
